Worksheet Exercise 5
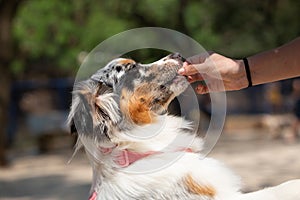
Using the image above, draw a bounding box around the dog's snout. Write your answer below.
[169,53,186,62]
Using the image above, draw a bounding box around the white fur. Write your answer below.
[83,115,300,200]
[71,55,300,200]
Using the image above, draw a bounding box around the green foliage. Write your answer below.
[12,0,300,76]
[207,0,300,56]
[13,0,133,73]
[81,9,132,50]
[135,0,178,26]
[14,0,81,71]
[185,1,221,48]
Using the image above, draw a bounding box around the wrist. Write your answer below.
[236,59,250,89]
[243,58,252,87]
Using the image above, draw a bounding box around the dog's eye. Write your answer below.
[131,63,137,69]
[153,98,160,104]
[160,85,166,90]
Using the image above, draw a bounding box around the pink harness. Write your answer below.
[88,147,193,200]
[89,191,97,200]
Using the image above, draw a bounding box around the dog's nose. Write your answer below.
[169,53,186,62]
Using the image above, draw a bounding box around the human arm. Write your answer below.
[178,37,300,94]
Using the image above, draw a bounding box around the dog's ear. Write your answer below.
[68,80,119,141]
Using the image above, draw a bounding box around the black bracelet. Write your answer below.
[243,57,252,87]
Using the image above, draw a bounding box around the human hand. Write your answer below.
[178,52,248,94]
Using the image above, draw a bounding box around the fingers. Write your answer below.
[187,74,205,83]
[178,62,209,94]
[177,52,227,94]
[179,62,212,77]
[195,79,226,94]
[195,84,209,94]
[178,62,199,76]
[178,54,213,76]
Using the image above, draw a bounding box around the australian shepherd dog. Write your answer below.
[68,53,300,200]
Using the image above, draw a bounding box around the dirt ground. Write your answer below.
[1,119,300,200]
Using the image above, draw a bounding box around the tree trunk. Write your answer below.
[0,69,11,166]
[0,0,23,166]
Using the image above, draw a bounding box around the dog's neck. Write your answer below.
[84,115,202,164]
[113,115,201,152]
[98,145,194,168]
[82,115,203,190]
[87,146,195,200]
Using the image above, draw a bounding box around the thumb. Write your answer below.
[178,62,211,76]
[178,62,198,75]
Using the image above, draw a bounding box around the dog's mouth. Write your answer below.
[173,75,187,84]
[169,74,189,97]
[161,54,189,96]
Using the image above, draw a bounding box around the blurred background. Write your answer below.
[0,0,299,199]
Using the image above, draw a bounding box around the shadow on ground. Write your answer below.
[0,175,90,200]
[0,121,299,199]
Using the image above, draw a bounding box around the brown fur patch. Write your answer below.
[128,96,152,124]
[120,88,154,125]
[184,174,216,197]
[120,82,175,125]
[118,59,135,65]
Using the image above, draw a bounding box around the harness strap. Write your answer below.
[90,147,194,199]
[88,191,97,200]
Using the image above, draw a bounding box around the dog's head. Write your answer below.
[68,53,189,149]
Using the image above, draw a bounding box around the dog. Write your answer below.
[68,53,300,200]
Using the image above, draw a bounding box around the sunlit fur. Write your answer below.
[68,54,300,200]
